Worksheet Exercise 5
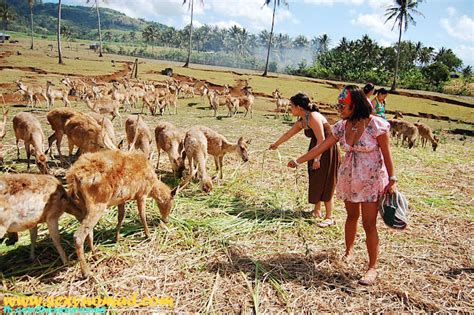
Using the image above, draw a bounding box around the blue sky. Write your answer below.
[49,0,474,66]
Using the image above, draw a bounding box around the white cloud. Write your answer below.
[351,13,397,41]
[378,38,392,48]
[453,45,474,66]
[208,20,243,29]
[367,0,392,9]
[300,0,364,5]
[447,7,456,17]
[440,15,474,42]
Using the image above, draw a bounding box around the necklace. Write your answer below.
[351,122,359,132]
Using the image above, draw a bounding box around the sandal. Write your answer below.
[358,269,378,286]
[317,218,335,228]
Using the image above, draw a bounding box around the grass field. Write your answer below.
[0,38,473,313]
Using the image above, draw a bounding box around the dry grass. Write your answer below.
[0,39,473,313]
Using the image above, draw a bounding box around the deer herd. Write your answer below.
[0,77,440,278]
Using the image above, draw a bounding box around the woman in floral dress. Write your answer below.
[288,85,398,285]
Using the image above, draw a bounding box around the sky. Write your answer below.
[47,0,474,66]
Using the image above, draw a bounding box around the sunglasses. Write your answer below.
[335,103,345,110]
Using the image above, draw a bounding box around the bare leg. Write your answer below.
[312,202,322,217]
[361,202,379,270]
[324,199,334,219]
[344,201,361,258]
[218,156,224,180]
[16,139,20,160]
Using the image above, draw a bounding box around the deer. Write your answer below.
[66,149,180,277]
[84,97,122,124]
[238,86,255,118]
[125,115,152,158]
[46,107,83,160]
[46,80,70,108]
[273,89,290,113]
[155,121,186,176]
[12,112,48,173]
[15,80,48,108]
[0,173,84,264]
[194,126,250,180]
[414,122,439,151]
[207,90,228,117]
[184,127,213,193]
[86,112,116,146]
[64,113,117,157]
[0,107,8,164]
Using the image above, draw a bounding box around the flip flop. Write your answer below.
[317,218,335,228]
[358,269,378,286]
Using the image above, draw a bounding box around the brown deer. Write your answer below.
[155,121,186,176]
[66,150,178,277]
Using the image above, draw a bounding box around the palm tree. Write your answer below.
[61,24,72,48]
[87,0,105,57]
[57,0,64,64]
[262,0,288,76]
[0,1,15,31]
[385,0,424,90]
[28,0,35,49]
[182,0,204,68]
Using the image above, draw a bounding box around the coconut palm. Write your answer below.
[86,0,105,57]
[182,0,204,68]
[262,0,288,76]
[0,1,15,31]
[57,0,64,64]
[28,0,35,49]
[385,0,424,90]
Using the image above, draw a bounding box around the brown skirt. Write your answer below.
[306,129,340,204]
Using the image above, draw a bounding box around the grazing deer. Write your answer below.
[125,115,152,158]
[66,150,178,277]
[184,127,213,193]
[0,173,84,264]
[196,126,250,179]
[155,121,186,176]
[12,112,48,173]
[46,107,82,160]
[414,122,439,151]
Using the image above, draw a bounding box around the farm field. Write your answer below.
[0,39,473,313]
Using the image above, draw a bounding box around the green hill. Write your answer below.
[5,0,167,37]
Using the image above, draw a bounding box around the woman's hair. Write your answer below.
[363,83,375,95]
[375,88,389,95]
[290,92,320,112]
[343,85,372,121]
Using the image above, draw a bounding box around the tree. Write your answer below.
[28,0,35,49]
[418,46,434,66]
[262,0,287,76]
[57,0,64,64]
[0,1,15,31]
[422,61,449,87]
[385,0,424,90]
[86,0,105,57]
[103,31,112,41]
[435,47,463,71]
[60,24,72,48]
[313,33,331,55]
[182,0,204,68]
[292,35,309,48]
[142,24,159,52]
[129,31,136,42]
[462,65,472,80]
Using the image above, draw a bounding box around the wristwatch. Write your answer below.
[389,175,398,181]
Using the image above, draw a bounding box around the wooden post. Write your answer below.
[134,58,138,79]
[130,60,136,79]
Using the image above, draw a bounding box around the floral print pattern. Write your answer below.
[332,116,390,203]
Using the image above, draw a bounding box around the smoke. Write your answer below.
[249,46,316,72]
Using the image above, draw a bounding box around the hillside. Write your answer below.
[6,0,167,36]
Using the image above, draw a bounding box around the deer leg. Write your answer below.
[46,215,68,264]
[73,203,106,278]
[26,143,31,171]
[156,147,161,170]
[136,196,150,238]
[29,226,38,261]
[16,139,21,160]
[116,203,126,242]
[219,156,224,180]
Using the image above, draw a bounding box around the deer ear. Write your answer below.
[246,139,252,145]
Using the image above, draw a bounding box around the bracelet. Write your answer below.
[314,158,320,162]
[389,175,398,181]
[292,159,300,166]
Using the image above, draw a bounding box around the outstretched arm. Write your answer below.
[269,121,303,150]
[288,134,338,168]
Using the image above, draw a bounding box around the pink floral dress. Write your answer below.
[332,116,390,203]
